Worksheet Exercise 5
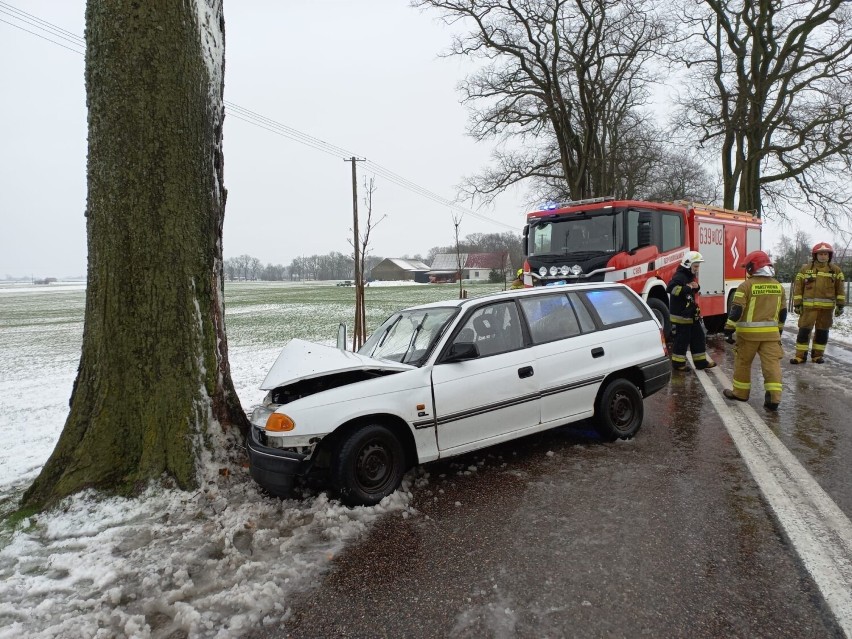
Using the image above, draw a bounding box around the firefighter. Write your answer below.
[722,251,786,410]
[666,251,716,371]
[790,242,846,364]
[509,268,525,289]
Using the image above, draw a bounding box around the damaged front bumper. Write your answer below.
[245,426,313,497]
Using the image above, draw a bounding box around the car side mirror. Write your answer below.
[445,341,479,362]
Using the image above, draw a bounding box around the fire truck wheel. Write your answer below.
[647,298,671,339]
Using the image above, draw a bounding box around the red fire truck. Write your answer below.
[522,197,762,334]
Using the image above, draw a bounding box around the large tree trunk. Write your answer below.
[22,0,248,509]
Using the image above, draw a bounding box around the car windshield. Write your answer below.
[358,306,458,366]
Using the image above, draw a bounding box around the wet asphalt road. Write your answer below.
[252,333,851,639]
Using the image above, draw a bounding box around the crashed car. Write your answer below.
[246,282,671,506]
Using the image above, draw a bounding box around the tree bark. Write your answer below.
[22,0,248,509]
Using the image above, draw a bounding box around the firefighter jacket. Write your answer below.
[725,276,787,341]
[667,265,701,325]
[792,261,845,310]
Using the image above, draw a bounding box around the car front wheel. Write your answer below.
[594,378,644,441]
[332,424,406,507]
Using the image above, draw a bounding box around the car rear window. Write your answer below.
[583,288,648,327]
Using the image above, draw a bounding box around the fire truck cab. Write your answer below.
[522,197,762,334]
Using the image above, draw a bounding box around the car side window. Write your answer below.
[582,288,647,327]
[567,292,596,333]
[454,301,523,357]
[519,294,582,344]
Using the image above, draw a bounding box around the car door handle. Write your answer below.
[518,366,534,378]
[591,347,605,358]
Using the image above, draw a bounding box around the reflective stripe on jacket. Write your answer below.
[726,277,787,341]
[667,265,700,325]
[793,262,845,308]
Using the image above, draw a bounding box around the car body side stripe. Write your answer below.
[434,376,604,427]
[539,375,606,398]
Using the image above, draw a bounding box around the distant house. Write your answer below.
[465,252,511,282]
[428,252,512,283]
[370,258,431,282]
[428,253,467,283]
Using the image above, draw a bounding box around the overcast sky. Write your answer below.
[0,0,826,279]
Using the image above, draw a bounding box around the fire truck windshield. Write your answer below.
[528,210,622,257]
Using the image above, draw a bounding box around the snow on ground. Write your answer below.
[0,279,849,638]
[0,280,467,638]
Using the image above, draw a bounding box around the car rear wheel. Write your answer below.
[594,378,644,441]
[332,424,406,507]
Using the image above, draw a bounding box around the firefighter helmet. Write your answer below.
[680,251,704,268]
[740,250,772,274]
[812,242,833,258]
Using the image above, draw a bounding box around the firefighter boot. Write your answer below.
[791,328,811,364]
[789,352,807,365]
[693,353,717,370]
[811,329,829,363]
[763,392,779,411]
[723,389,748,402]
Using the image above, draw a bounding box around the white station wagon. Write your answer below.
[246,282,671,506]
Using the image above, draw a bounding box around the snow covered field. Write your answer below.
[0,280,501,639]
[0,279,849,638]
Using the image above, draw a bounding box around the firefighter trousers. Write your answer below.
[670,321,711,369]
[731,337,783,404]
[794,308,834,361]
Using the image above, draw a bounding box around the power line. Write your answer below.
[0,2,519,231]
[0,16,83,54]
[0,1,83,43]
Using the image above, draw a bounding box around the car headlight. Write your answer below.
[250,405,274,429]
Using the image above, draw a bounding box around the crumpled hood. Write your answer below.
[260,338,414,390]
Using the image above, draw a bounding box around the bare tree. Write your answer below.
[223,257,239,281]
[675,0,852,226]
[247,256,262,281]
[639,149,719,203]
[349,177,386,349]
[414,0,671,203]
[233,253,252,281]
[23,0,248,509]
[771,230,812,284]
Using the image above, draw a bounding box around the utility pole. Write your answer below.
[345,156,366,350]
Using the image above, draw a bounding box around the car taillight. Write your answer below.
[660,329,669,356]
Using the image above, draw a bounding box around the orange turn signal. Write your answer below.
[265,413,295,432]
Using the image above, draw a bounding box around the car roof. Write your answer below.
[400,281,633,313]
